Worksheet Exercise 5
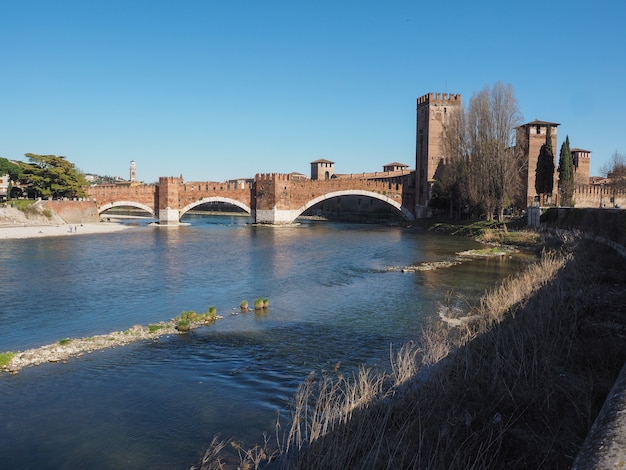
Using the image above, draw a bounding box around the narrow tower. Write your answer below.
[571,148,591,185]
[516,120,559,206]
[130,160,136,182]
[415,92,462,214]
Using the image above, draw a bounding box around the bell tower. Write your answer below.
[130,160,137,182]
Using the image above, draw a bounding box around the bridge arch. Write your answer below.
[98,201,155,217]
[297,190,414,222]
[179,197,252,219]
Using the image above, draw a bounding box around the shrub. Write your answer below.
[253,298,264,310]
[148,324,163,334]
[240,300,249,311]
[176,319,191,332]
[0,351,15,368]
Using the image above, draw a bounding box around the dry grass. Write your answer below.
[193,235,626,469]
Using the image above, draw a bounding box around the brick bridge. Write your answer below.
[87,174,415,224]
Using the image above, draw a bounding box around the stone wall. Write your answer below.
[41,200,100,224]
[572,185,626,208]
[541,207,626,248]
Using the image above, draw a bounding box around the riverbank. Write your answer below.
[0,203,131,239]
[193,232,626,469]
[0,222,131,239]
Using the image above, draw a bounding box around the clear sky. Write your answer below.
[1,0,624,184]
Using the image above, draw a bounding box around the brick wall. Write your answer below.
[41,200,100,224]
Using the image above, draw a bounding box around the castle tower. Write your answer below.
[516,120,560,206]
[571,148,591,185]
[310,159,335,180]
[415,93,462,211]
[130,160,136,182]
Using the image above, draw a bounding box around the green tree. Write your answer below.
[0,157,23,181]
[535,126,555,197]
[20,153,87,199]
[557,135,574,206]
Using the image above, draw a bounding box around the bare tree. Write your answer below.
[442,83,523,221]
[439,108,470,218]
[600,150,626,187]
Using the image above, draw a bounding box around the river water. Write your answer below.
[0,216,534,469]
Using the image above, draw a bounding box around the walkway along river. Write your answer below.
[0,215,535,469]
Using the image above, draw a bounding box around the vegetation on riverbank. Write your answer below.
[427,217,541,246]
[193,233,626,469]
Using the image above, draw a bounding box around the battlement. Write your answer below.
[571,148,592,159]
[159,176,183,185]
[417,92,462,105]
[255,173,292,181]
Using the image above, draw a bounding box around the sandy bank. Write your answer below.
[0,222,132,239]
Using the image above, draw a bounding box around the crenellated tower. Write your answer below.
[310,159,335,180]
[571,148,591,185]
[415,92,462,213]
[516,120,560,206]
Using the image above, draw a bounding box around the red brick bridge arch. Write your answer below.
[179,196,252,218]
[87,174,415,224]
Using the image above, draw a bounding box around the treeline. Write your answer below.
[0,153,86,200]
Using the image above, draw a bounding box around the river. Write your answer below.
[0,215,534,469]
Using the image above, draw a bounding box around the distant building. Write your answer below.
[383,162,409,173]
[130,160,136,182]
[310,159,335,180]
[0,173,8,200]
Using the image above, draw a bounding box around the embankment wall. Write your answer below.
[542,208,626,468]
[42,200,100,224]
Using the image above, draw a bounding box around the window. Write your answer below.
[536,125,541,135]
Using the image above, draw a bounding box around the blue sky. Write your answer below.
[1,0,624,183]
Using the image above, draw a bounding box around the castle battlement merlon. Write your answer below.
[255,173,292,181]
[417,92,462,105]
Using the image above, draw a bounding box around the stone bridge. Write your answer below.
[87,174,415,224]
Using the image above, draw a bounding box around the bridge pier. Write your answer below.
[254,209,301,225]
[159,207,180,225]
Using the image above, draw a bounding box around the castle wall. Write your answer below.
[572,185,626,208]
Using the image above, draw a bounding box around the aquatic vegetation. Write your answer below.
[148,324,163,334]
[0,352,15,368]
[58,338,71,346]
